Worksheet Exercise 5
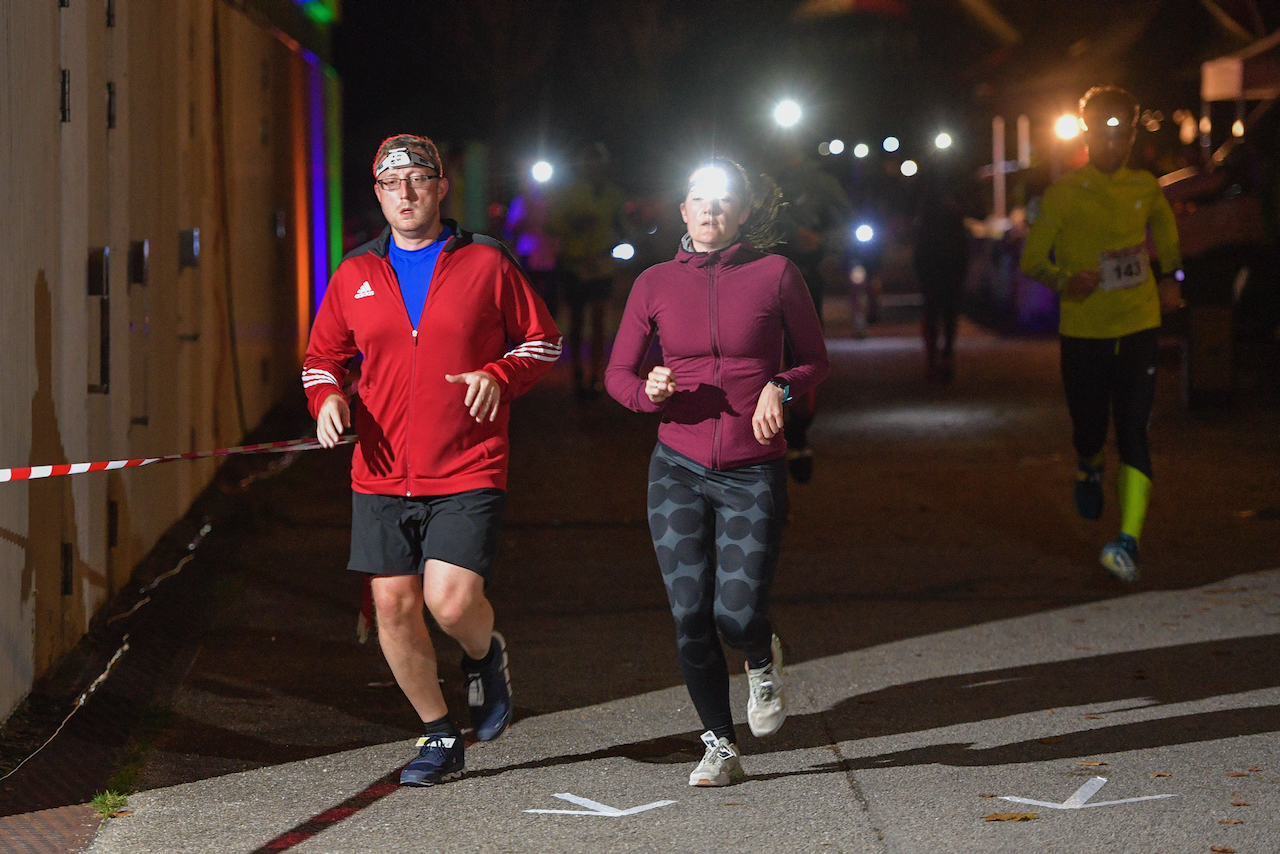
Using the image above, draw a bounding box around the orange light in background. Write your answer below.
[1055,114,1080,140]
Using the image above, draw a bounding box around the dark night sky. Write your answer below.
[332,0,1276,216]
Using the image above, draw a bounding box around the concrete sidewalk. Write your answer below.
[88,570,1280,853]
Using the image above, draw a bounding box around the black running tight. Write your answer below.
[647,442,787,743]
[1060,328,1159,477]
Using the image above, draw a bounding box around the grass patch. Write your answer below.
[91,790,128,818]
[102,702,175,795]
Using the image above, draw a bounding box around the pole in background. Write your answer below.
[992,115,1007,221]
[1017,114,1031,169]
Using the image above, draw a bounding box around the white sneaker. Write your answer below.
[746,633,786,737]
[689,730,745,787]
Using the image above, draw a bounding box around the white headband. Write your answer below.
[376,147,437,176]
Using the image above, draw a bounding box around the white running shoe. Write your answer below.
[746,633,786,737]
[689,730,745,787]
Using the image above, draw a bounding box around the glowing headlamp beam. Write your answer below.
[689,166,730,199]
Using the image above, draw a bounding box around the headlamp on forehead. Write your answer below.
[689,166,730,199]
[1080,112,1136,135]
[376,147,437,176]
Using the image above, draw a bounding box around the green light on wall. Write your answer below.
[299,0,337,26]
[324,66,343,274]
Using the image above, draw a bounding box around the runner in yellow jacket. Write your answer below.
[1021,86,1183,583]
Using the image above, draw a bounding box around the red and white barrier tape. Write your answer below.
[0,435,355,483]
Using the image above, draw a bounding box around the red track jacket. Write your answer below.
[302,223,561,496]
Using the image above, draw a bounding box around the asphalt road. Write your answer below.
[80,315,1280,854]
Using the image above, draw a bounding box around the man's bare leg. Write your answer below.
[371,574,448,722]
[421,558,493,660]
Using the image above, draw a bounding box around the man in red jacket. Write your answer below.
[303,134,560,786]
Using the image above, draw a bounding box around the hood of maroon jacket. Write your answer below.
[606,240,828,470]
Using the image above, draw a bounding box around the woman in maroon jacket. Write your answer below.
[606,159,829,786]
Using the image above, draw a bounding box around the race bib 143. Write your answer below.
[1098,245,1150,292]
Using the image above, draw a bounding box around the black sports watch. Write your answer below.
[768,377,792,403]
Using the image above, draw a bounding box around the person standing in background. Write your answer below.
[549,142,626,399]
[913,179,969,384]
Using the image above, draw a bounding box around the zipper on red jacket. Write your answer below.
[385,240,454,496]
[406,327,419,495]
[383,254,420,496]
[708,257,723,470]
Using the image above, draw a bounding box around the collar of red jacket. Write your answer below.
[367,219,467,258]
[676,238,757,269]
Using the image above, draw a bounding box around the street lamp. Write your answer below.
[855,224,874,243]
[531,160,553,183]
[774,99,802,128]
[934,132,952,150]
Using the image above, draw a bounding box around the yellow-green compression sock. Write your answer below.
[1117,464,1152,541]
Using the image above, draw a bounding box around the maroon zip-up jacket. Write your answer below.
[606,240,829,470]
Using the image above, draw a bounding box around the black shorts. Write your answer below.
[348,489,506,579]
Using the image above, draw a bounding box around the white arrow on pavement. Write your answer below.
[525,792,677,817]
[1000,776,1176,810]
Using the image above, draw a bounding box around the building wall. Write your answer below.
[0,0,334,722]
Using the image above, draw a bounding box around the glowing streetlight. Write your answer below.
[900,159,918,177]
[934,132,952,150]
[855,224,874,243]
[1179,115,1198,145]
[883,136,900,152]
[1055,114,1080,140]
[531,160,553,183]
[853,143,870,158]
[829,139,845,155]
[774,99,802,128]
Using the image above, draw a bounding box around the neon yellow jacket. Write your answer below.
[1021,163,1181,339]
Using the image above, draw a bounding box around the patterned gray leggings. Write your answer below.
[647,442,788,742]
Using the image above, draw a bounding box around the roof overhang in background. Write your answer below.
[794,0,911,22]
[1201,27,1280,100]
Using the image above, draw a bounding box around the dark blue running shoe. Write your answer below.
[1100,534,1140,583]
[399,734,465,786]
[1074,462,1104,520]
[463,632,512,742]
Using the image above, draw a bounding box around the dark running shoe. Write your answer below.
[1074,461,1104,520]
[463,632,512,742]
[399,734,465,786]
[1100,534,1139,583]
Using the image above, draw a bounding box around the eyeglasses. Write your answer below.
[376,172,441,192]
